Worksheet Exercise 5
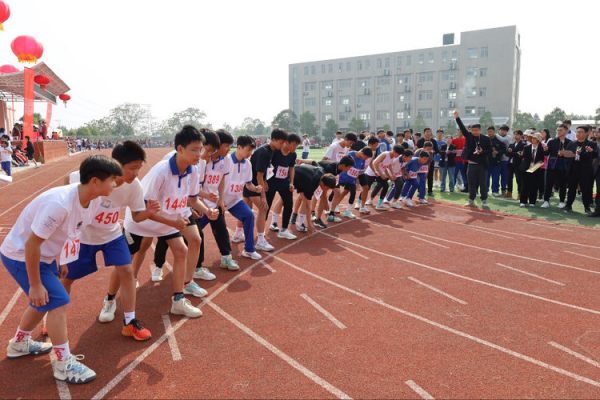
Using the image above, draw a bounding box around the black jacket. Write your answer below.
[566,139,598,175]
[455,117,491,166]
[439,144,456,167]
[488,137,507,167]
[521,143,545,171]
[544,137,571,171]
[507,141,525,167]
[416,137,439,155]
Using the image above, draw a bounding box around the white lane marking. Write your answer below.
[46,337,72,400]
[0,288,23,328]
[208,301,351,399]
[407,277,467,305]
[261,261,276,272]
[370,220,600,276]
[161,314,182,361]
[272,255,600,388]
[319,231,600,316]
[337,243,369,259]
[471,226,514,240]
[529,222,572,231]
[496,263,565,286]
[548,341,600,369]
[410,236,449,249]
[300,293,347,329]
[405,380,434,399]
[564,251,600,262]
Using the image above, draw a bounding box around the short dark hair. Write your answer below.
[367,137,379,146]
[403,130,411,134]
[392,145,404,155]
[403,149,414,157]
[321,173,337,189]
[288,133,302,144]
[558,124,569,131]
[175,125,203,150]
[271,128,288,141]
[360,147,373,158]
[202,129,221,149]
[344,132,358,143]
[386,130,394,137]
[415,132,422,137]
[424,128,432,133]
[80,155,123,184]
[112,140,146,166]
[358,133,366,140]
[515,130,523,136]
[471,123,481,129]
[488,126,496,131]
[436,129,444,134]
[578,125,591,133]
[419,151,430,159]
[216,129,234,145]
[236,135,256,149]
[336,131,343,135]
[499,125,510,131]
[339,155,355,167]
[563,119,572,125]
[377,129,386,134]
[423,141,433,148]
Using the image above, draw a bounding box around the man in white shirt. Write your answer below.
[331,131,343,145]
[1,138,13,179]
[301,134,311,159]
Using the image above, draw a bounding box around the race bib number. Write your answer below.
[456,149,462,157]
[266,167,274,180]
[60,238,80,265]
[204,174,221,186]
[163,196,188,215]
[227,182,245,195]
[92,207,121,229]
[418,165,429,174]
[314,186,323,200]
[347,167,360,178]
[335,175,340,185]
[336,153,345,162]
[275,166,289,179]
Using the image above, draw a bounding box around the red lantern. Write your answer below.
[0,1,10,31]
[0,64,18,74]
[11,35,43,64]
[34,74,51,93]
[59,93,70,107]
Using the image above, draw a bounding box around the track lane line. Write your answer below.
[0,288,23,329]
[336,243,369,259]
[548,341,600,369]
[405,380,434,399]
[564,251,600,262]
[300,293,347,329]
[496,263,565,286]
[407,277,467,305]
[46,337,72,400]
[410,236,449,249]
[161,314,182,361]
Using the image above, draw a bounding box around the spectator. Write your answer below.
[433,129,445,186]
[505,130,525,199]
[497,124,511,195]
[563,125,597,214]
[24,136,39,168]
[452,128,467,192]
[541,124,571,209]
[563,119,576,141]
[416,128,439,197]
[301,134,311,159]
[486,126,506,196]
[439,135,457,193]
[1,138,13,177]
[519,132,545,207]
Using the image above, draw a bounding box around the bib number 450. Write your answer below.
[94,211,119,225]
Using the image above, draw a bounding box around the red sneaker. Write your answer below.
[122,319,152,341]
[42,324,48,336]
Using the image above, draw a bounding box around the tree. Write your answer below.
[222,123,233,133]
[109,103,148,136]
[412,114,426,134]
[347,118,366,134]
[513,112,535,132]
[19,112,43,125]
[75,126,91,138]
[595,106,600,124]
[478,111,495,129]
[445,120,458,135]
[271,109,299,132]
[165,108,207,132]
[542,107,567,132]
[86,117,115,137]
[299,111,319,136]
[382,124,391,132]
[322,118,339,140]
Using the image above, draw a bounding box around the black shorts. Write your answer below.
[123,214,195,255]
[341,182,356,191]
[243,187,261,198]
[358,174,368,187]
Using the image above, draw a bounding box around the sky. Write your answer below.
[3,0,599,129]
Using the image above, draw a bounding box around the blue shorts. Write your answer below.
[66,235,132,280]
[1,253,70,312]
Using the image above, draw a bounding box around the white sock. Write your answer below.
[235,226,243,235]
[346,203,352,212]
[124,312,135,325]
[13,327,32,343]
[271,213,280,225]
[298,214,306,226]
[54,341,71,362]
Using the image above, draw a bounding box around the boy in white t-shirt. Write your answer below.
[0,155,122,384]
[301,134,311,159]
[1,138,13,179]
[123,126,218,319]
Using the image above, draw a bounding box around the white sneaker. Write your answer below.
[354,201,361,210]
[98,298,116,323]
[53,354,97,384]
[520,203,526,208]
[183,281,207,297]
[255,240,275,252]
[541,201,549,209]
[220,255,240,271]
[365,199,373,206]
[403,199,414,207]
[529,203,535,207]
[269,222,279,232]
[135,279,139,289]
[389,201,403,210]
[6,338,52,359]
[193,267,216,281]
[558,202,565,209]
[151,266,163,282]
[231,232,245,243]
[278,229,297,240]
[481,200,489,207]
[418,199,429,205]
[242,250,262,260]
[382,199,390,204]
[171,297,202,318]
[465,200,475,207]
[343,210,357,219]
[375,204,389,210]
[359,206,370,214]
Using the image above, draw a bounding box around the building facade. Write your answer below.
[289,26,521,134]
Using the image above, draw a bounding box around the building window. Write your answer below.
[376,76,390,86]
[442,51,447,62]
[397,74,411,84]
[322,98,332,106]
[358,112,370,120]
[305,97,316,107]
[376,58,382,68]
[406,55,412,66]
[479,68,488,77]
[366,60,370,70]
[321,64,325,74]
[467,48,478,59]
[338,63,343,72]
[418,54,424,64]
[358,77,371,87]
[304,66,309,75]
[441,71,456,81]
[449,91,457,99]
[339,96,350,105]
[418,90,433,101]
[322,81,333,90]
[328,64,333,73]
[376,93,390,103]
[357,95,371,105]
[465,106,476,116]
[467,68,478,78]
[418,72,434,83]
[346,61,351,72]
[377,110,390,120]
[357,61,362,71]
[441,90,449,100]
[428,53,434,63]
[322,113,333,122]
[304,82,316,91]
[397,93,405,102]
[440,109,453,118]
[477,107,486,117]
[339,113,351,122]
[418,109,433,119]
[480,46,488,58]
[396,111,404,119]
[311,65,316,75]
[397,56,402,66]
[479,87,487,97]
[339,79,352,89]
[385,57,390,68]
[466,87,477,98]
[451,50,457,61]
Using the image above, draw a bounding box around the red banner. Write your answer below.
[23,68,34,140]
[46,102,52,127]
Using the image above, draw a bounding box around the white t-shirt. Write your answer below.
[324,142,348,161]
[0,145,12,162]
[332,138,343,145]
[389,137,396,146]
[163,150,207,195]
[69,171,145,245]
[403,139,415,149]
[0,184,101,263]
[365,151,394,177]
[203,155,232,208]
[302,139,310,152]
[222,153,252,210]
[124,155,200,237]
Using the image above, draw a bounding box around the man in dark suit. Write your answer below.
[564,125,597,213]
[520,132,546,207]
[416,127,439,197]
[541,124,571,209]
[454,110,492,207]
[505,130,525,199]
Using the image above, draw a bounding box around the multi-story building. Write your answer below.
[289,26,521,134]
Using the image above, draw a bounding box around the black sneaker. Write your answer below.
[296,224,307,232]
[290,214,297,225]
[562,205,573,212]
[460,188,469,193]
[313,219,327,229]
[427,191,434,197]
[585,208,592,216]
[269,222,279,231]
[588,210,600,218]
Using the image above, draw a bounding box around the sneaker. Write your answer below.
[528,203,535,207]
[231,232,245,243]
[183,281,207,298]
[427,191,434,197]
[585,207,592,215]
[558,202,566,209]
[389,201,403,210]
[354,201,361,210]
[278,229,297,240]
[53,354,97,384]
[256,240,275,252]
[359,206,371,214]
[343,210,357,219]
[296,224,307,232]
[121,318,151,341]
[310,214,317,221]
[242,250,262,260]
[418,199,429,205]
[193,267,216,281]
[151,266,163,282]
[481,200,489,207]
[6,338,52,359]
[562,205,573,211]
[334,206,340,214]
[314,219,327,229]
[135,279,139,289]
[541,201,549,209]
[382,199,390,204]
[403,199,414,207]
[290,214,297,225]
[491,192,500,197]
[269,222,279,232]
[519,203,526,208]
[99,298,116,323]
[171,297,202,318]
[326,215,342,223]
[375,204,389,210]
[365,199,373,206]
[465,200,475,207]
[220,255,240,271]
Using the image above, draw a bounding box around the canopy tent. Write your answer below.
[0,62,70,105]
